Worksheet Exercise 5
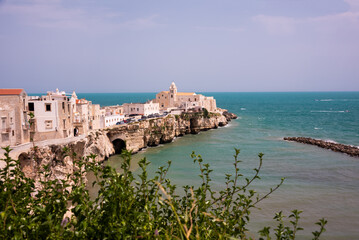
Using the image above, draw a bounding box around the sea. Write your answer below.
[78,92,359,239]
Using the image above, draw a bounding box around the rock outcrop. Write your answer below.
[16,111,237,183]
[223,111,238,121]
[284,137,359,158]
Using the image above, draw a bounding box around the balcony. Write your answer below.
[1,127,11,133]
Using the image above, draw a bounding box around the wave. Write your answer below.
[316,99,359,102]
[240,108,246,111]
[314,127,323,130]
[322,139,338,144]
[310,110,346,113]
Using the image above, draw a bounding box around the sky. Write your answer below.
[0,0,358,93]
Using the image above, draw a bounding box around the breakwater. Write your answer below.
[14,112,237,183]
[284,137,359,158]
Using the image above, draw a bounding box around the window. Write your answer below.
[137,108,139,111]
[171,94,173,98]
[28,102,34,111]
[45,120,53,129]
[1,117,6,128]
[63,119,66,128]
[68,104,70,112]
[12,130,14,136]
[62,102,65,110]
[10,117,13,123]
[45,103,51,112]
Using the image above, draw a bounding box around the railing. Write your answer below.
[73,119,86,123]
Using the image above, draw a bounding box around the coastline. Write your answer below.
[1,111,237,185]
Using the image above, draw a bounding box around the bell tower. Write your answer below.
[169,82,177,106]
[169,82,177,95]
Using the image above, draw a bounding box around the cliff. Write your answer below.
[15,112,237,183]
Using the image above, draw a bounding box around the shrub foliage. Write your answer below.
[0,146,326,239]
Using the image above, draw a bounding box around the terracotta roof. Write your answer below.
[177,92,195,96]
[0,89,24,95]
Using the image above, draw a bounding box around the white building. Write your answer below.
[100,105,125,128]
[123,101,160,116]
[28,89,73,141]
[103,114,124,127]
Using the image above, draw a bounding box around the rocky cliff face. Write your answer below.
[17,112,237,184]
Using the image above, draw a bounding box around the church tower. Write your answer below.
[169,82,177,107]
[70,91,78,113]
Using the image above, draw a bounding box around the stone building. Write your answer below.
[89,104,101,130]
[122,101,160,117]
[28,89,73,141]
[154,82,217,112]
[0,89,30,147]
[72,98,90,135]
[70,92,102,135]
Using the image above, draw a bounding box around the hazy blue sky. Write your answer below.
[0,0,358,93]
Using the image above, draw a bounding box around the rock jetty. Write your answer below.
[284,137,359,158]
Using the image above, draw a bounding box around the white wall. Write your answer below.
[31,100,59,132]
[124,102,160,116]
[143,102,160,116]
[103,114,124,127]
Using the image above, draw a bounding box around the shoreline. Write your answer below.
[1,111,237,185]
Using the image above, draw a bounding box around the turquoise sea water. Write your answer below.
[80,92,359,239]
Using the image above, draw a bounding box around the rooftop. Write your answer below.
[0,89,24,95]
[177,92,195,96]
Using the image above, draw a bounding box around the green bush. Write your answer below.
[0,146,326,239]
[202,108,209,118]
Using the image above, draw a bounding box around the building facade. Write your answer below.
[28,89,73,141]
[100,105,125,128]
[154,82,217,112]
[123,101,160,116]
[0,89,30,147]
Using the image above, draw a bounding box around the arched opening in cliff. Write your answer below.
[112,139,126,154]
[190,118,199,134]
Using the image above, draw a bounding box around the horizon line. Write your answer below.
[27,90,359,94]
